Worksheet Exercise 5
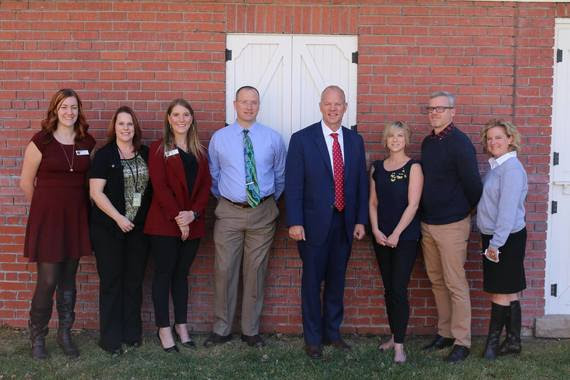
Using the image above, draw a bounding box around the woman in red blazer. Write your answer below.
[144,98,211,352]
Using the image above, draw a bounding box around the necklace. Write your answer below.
[59,142,75,172]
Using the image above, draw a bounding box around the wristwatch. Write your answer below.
[193,211,200,220]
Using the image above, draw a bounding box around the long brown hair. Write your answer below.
[163,98,204,158]
[106,105,143,152]
[41,88,89,142]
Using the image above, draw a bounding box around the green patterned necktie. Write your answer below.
[243,129,261,207]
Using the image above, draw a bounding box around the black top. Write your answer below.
[420,124,482,225]
[88,142,152,238]
[178,148,197,197]
[372,159,420,241]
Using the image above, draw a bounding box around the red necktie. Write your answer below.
[330,133,345,211]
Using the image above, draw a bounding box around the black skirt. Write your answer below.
[481,228,527,294]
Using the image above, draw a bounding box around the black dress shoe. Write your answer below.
[241,334,266,348]
[174,328,196,349]
[445,345,470,363]
[124,340,142,348]
[323,338,351,351]
[156,329,179,353]
[304,345,322,359]
[203,332,233,347]
[422,335,454,351]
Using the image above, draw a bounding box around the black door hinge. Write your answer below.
[551,283,558,297]
[225,49,232,62]
[552,200,558,214]
[553,152,559,166]
[557,49,563,63]
[352,51,358,64]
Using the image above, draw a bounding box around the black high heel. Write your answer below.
[174,326,196,349]
[156,329,178,353]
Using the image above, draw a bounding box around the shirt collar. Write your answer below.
[429,122,454,140]
[231,121,257,136]
[321,120,343,138]
[488,150,517,169]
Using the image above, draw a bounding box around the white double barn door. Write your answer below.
[226,34,358,144]
[547,20,570,315]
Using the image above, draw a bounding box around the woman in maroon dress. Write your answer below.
[20,89,95,359]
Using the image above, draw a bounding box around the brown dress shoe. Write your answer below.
[203,332,232,347]
[241,334,265,348]
[324,338,352,351]
[304,344,322,359]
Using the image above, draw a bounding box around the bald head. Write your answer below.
[320,85,346,103]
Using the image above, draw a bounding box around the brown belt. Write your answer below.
[223,195,272,208]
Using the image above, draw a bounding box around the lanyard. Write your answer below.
[118,147,140,192]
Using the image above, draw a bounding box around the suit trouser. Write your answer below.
[150,235,199,327]
[373,240,419,343]
[421,215,472,348]
[300,210,351,346]
[92,224,149,350]
[212,197,278,336]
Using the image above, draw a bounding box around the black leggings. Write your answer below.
[373,240,418,343]
[150,236,199,327]
[31,260,78,313]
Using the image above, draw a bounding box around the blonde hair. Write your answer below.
[383,121,411,149]
[480,119,521,153]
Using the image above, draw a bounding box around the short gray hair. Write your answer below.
[429,91,455,107]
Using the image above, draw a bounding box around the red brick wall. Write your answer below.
[0,1,558,336]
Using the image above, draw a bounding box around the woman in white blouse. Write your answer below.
[477,119,528,360]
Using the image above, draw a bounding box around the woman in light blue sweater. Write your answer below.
[477,119,528,360]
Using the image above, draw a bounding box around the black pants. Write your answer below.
[150,235,199,327]
[373,240,418,343]
[92,224,149,351]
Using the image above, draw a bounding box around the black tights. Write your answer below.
[31,260,78,312]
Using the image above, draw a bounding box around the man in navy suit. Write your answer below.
[285,85,368,359]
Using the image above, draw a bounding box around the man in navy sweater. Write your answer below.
[420,91,482,363]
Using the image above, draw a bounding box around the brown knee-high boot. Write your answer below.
[56,288,80,358]
[29,302,52,360]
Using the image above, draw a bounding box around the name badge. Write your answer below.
[165,149,179,157]
[133,193,142,207]
[75,149,89,156]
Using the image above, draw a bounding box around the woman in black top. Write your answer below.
[369,121,423,363]
[89,106,152,356]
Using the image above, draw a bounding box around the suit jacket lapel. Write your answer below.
[342,127,352,182]
[311,124,334,179]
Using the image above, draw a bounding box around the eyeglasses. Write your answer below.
[425,106,454,113]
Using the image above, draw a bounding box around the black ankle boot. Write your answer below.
[482,303,508,360]
[29,304,52,360]
[499,300,522,355]
[56,289,80,358]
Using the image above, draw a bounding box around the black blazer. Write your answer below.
[88,142,152,238]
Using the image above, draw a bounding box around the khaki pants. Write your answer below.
[421,215,472,347]
[212,197,279,336]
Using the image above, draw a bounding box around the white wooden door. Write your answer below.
[546,19,570,315]
[226,34,358,145]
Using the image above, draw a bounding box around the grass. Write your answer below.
[0,326,569,380]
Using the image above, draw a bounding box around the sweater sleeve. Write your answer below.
[455,134,482,208]
[489,163,526,249]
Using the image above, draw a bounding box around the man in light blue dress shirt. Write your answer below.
[205,86,286,348]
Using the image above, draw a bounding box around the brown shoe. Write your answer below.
[203,332,232,347]
[304,344,322,359]
[324,338,352,351]
[241,334,265,348]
